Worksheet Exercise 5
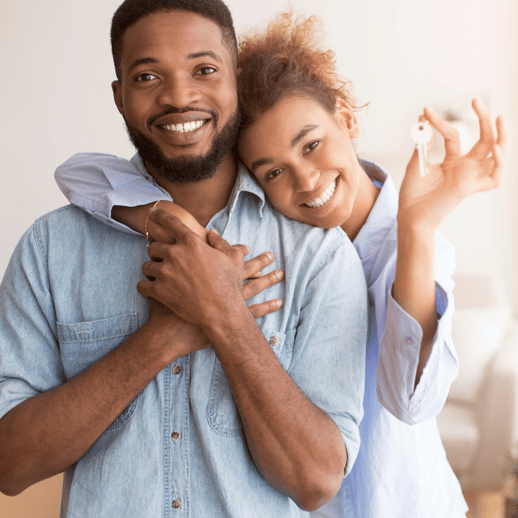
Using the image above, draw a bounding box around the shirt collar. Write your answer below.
[130,153,266,217]
[354,159,399,257]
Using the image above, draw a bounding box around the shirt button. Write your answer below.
[172,499,182,509]
[269,336,279,346]
[171,431,180,442]
[405,337,412,344]
[172,365,181,375]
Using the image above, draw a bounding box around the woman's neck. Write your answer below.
[340,167,380,242]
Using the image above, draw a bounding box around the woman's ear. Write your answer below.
[334,98,360,138]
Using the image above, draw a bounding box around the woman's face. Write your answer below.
[238,94,363,230]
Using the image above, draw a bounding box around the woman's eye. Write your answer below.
[304,140,320,154]
[196,67,217,76]
[265,169,283,181]
[136,73,157,82]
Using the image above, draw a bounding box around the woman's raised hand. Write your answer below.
[398,98,506,232]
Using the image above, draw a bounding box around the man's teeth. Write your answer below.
[162,120,205,133]
[305,180,337,208]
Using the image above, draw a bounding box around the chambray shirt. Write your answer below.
[55,155,466,517]
[0,156,367,518]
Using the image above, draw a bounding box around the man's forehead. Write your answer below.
[120,10,231,69]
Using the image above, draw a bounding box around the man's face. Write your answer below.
[112,10,239,183]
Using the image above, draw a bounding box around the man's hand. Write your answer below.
[399,98,506,232]
[146,208,284,316]
[139,210,283,332]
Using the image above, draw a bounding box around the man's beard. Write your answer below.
[125,108,241,184]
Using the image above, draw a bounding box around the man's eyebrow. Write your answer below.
[250,125,319,172]
[187,51,222,62]
[291,125,318,147]
[127,57,159,73]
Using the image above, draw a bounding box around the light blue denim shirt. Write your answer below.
[0,156,367,518]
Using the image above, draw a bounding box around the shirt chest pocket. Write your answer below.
[56,313,140,429]
[207,328,296,437]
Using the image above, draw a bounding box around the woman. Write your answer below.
[55,13,505,517]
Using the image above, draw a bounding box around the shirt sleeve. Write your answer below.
[288,234,368,477]
[376,232,459,424]
[54,153,171,236]
[0,223,64,421]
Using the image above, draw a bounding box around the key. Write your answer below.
[411,121,433,177]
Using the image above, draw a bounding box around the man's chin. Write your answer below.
[125,111,239,184]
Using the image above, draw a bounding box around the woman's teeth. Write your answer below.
[162,120,205,133]
[304,180,337,208]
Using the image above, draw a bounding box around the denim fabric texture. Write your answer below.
[1,160,367,518]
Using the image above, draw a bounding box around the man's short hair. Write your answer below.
[111,0,238,80]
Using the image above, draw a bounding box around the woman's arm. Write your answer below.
[395,98,506,388]
[55,153,208,240]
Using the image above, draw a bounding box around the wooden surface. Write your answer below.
[0,474,63,518]
[465,490,505,518]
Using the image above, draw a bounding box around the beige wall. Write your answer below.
[0,475,62,518]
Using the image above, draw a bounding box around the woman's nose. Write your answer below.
[293,167,319,193]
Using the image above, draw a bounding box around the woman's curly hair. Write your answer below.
[237,12,362,130]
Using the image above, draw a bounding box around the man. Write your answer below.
[0,1,367,516]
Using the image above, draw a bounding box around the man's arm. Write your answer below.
[0,228,280,496]
[139,210,367,511]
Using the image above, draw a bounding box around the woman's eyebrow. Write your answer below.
[249,125,319,172]
[291,125,318,147]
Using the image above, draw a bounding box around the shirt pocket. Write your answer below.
[56,313,140,429]
[207,328,296,437]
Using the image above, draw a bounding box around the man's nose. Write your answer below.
[156,76,200,108]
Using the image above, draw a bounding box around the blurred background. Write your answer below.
[1,0,517,516]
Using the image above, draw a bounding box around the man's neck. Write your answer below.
[146,154,237,228]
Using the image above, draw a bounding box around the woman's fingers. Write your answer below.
[468,98,497,161]
[423,106,462,157]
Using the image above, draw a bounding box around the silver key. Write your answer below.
[411,121,433,177]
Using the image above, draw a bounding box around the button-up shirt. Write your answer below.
[336,161,467,518]
[1,156,367,518]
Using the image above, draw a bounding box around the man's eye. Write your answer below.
[136,73,158,82]
[196,67,217,76]
[265,169,283,181]
[304,140,320,154]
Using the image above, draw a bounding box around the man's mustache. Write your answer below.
[147,107,218,129]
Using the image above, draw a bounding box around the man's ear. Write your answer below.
[112,80,124,116]
[335,98,360,139]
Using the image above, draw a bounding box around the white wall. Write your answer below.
[2,0,516,311]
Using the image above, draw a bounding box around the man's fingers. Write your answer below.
[137,279,153,300]
[249,299,283,319]
[232,243,250,257]
[423,106,461,156]
[148,208,193,240]
[243,269,284,301]
[147,217,177,245]
[243,251,275,280]
[207,228,235,255]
